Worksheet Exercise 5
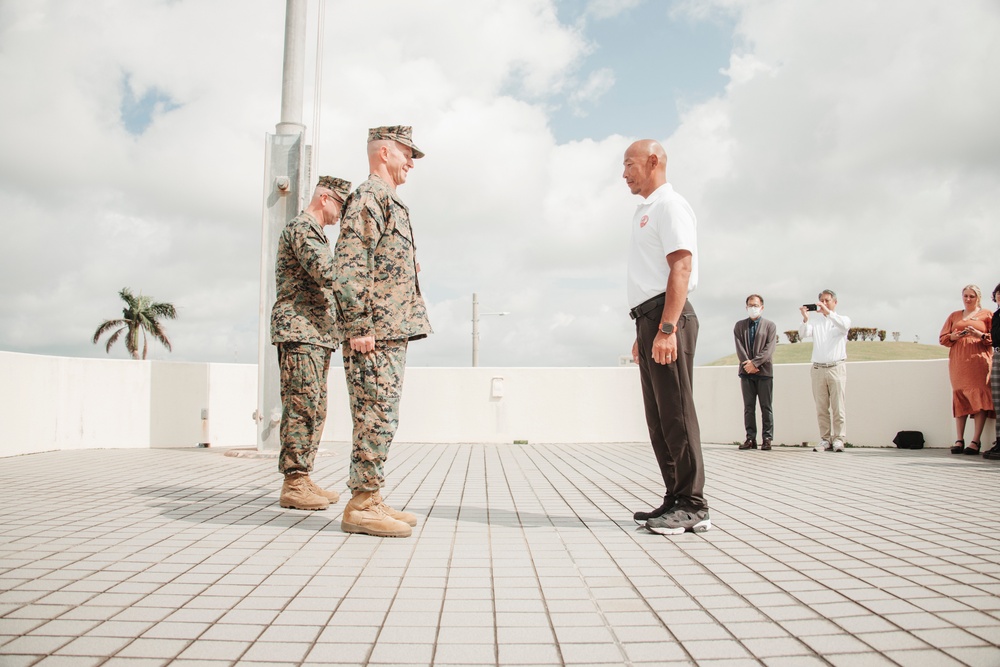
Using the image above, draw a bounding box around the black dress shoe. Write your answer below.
[633,495,676,523]
[738,439,757,450]
[761,438,772,451]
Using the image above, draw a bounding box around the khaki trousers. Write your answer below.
[810,362,847,442]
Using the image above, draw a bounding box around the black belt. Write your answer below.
[629,293,665,320]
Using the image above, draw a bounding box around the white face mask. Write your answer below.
[747,306,762,319]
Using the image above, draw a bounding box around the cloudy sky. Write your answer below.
[1,0,998,368]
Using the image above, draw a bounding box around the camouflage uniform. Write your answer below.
[276,342,331,475]
[270,176,351,475]
[342,338,408,491]
[334,145,432,492]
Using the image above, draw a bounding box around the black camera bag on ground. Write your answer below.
[893,431,924,449]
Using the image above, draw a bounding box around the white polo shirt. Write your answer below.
[626,183,698,308]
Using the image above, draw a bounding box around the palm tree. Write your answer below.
[93,288,177,360]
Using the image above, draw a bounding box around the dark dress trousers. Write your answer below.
[636,300,706,511]
[733,316,777,441]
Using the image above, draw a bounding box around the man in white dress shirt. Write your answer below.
[798,290,851,452]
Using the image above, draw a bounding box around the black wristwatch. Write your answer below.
[660,322,675,335]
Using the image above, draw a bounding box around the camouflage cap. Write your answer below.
[367,125,425,159]
[316,176,352,202]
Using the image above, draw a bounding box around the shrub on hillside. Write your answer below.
[848,327,882,341]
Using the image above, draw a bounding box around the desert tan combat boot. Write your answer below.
[304,476,340,504]
[373,490,418,527]
[341,491,412,538]
[280,473,329,511]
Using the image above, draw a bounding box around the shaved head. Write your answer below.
[622,139,667,198]
[626,140,666,165]
[367,139,391,161]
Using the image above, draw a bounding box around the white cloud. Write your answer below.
[0,0,998,372]
[583,0,645,22]
[568,67,615,116]
[0,0,604,366]
[668,0,1000,363]
[720,53,775,86]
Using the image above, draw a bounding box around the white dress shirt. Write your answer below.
[799,311,851,363]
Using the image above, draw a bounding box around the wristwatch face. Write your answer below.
[660,322,675,335]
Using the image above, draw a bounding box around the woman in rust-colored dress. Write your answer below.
[940,284,995,455]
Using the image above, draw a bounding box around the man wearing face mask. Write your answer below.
[734,294,777,450]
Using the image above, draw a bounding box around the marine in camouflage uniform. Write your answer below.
[333,126,431,537]
[271,176,351,510]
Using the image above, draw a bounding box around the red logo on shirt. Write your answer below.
[639,215,649,228]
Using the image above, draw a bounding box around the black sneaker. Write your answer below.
[633,495,676,524]
[983,442,1000,460]
[645,507,711,535]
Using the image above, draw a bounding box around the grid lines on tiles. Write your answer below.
[2,443,1000,666]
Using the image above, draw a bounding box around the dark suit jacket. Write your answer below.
[734,317,777,377]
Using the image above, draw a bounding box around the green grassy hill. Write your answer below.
[706,341,948,366]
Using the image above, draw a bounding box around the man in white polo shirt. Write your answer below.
[799,290,851,452]
[623,139,710,535]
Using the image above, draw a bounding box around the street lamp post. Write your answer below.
[472,292,510,367]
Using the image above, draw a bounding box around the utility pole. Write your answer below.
[276,0,306,138]
[255,0,309,451]
[471,292,510,367]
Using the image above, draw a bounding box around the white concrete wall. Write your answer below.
[0,350,994,458]
[0,352,150,456]
[148,361,258,449]
[696,361,969,448]
[207,363,258,447]
[150,361,208,448]
[339,361,973,448]
[386,368,650,444]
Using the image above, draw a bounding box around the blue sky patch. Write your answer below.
[120,72,180,136]
[551,0,734,142]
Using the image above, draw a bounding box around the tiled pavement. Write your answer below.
[1,442,999,667]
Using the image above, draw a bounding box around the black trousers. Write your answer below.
[635,300,707,511]
[740,374,773,441]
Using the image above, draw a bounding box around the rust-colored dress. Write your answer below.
[939,309,995,418]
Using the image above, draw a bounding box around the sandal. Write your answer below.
[951,440,965,454]
[964,441,981,455]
